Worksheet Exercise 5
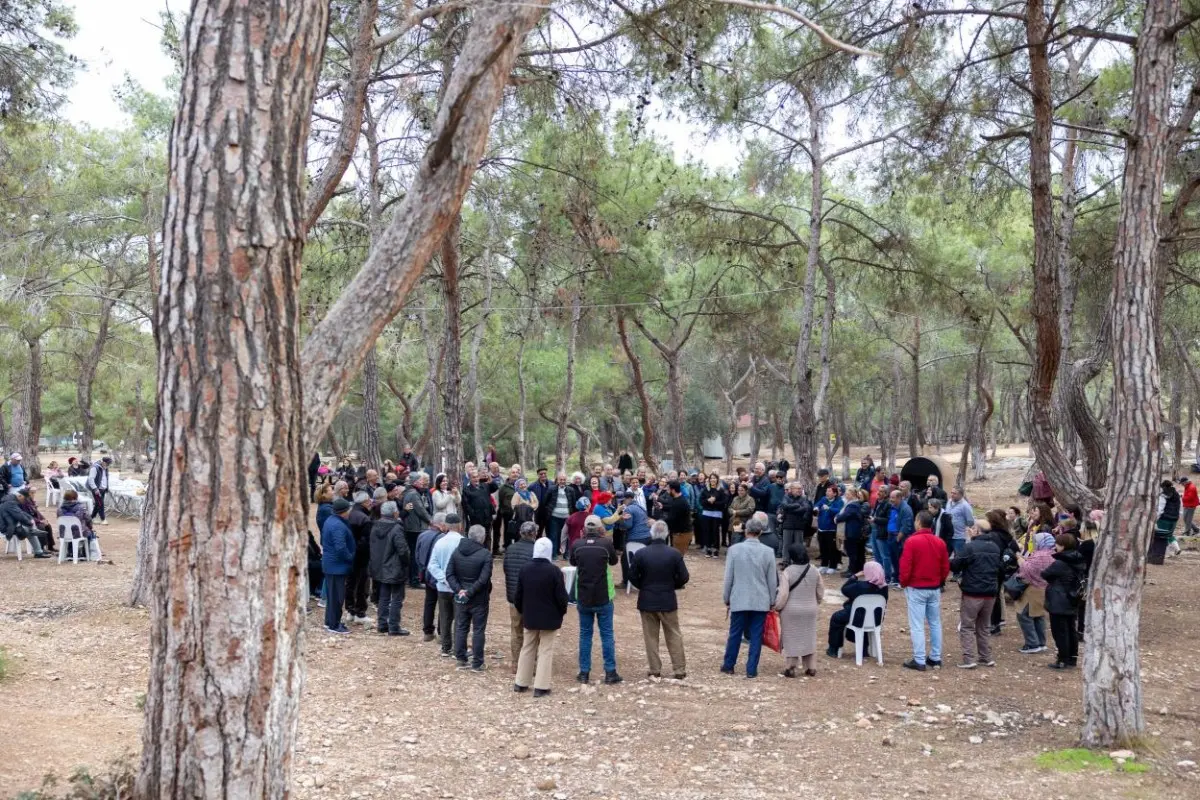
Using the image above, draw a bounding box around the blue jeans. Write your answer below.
[886,538,903,584]
[578,602,616,673]
[905,587,943,665]
[952,539,965,557]
[324,574,347,630]
[548,515,567,559]
[722,610,767,677]
[870,530,890,578]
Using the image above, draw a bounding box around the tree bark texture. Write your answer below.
[1082,0,1178,749]
[466,237,493,466]
[300,0,551,442]
[360,346,382,469]
[77,297,115,462]
[555,293,582,473]
[790,93,822,491]
[136,1,328,796]
[617,313,658,471]
[439,215,465,485]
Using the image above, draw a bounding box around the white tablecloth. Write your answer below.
[60,475,146,518]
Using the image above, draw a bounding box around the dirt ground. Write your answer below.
[2,454,1199,799]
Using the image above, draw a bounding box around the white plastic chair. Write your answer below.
[57,518,90,564]
[45,478,63,508]
[624,542,646,594]
[838,594,886,665]
[5,535,34,561]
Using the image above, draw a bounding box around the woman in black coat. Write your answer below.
[698,473,730,558]
[826,561,888,657]
[1149,480,1180,565]
[1041,534,1087,670]
[514,538,569,696]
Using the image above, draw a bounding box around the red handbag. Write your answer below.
[763,610,782,653]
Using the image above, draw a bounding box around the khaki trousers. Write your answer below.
[509,603,525,667]
[640,610,686,676]
[670,532,692,556]
[515,628,558,691]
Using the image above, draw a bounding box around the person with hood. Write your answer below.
[1181,475,1200,536]
[570,515,622,684]
[513,537,569,697]
[57,488,96,547]
[1041,533,1087,669]
[775,543,824,678]
[447,524,494,671]
[369,501,411,636]
[698,473,730,558]
[1014,531,1056,654]
[0,452,27,494]
[629,520,690,679]
[720,515,778,679]
[1150,479,1181,564]
[826,561,888,658]
[320,498,356,633]
[87,456,113,524]
[814,483,845,574]
[538,472,578,560]
[950,518,1002,669]
[778,481,813,557]
[502,521,538,674]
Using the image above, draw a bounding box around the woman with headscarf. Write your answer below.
[728,482,756,544]
[509,478,539,547]
[431,472,460,518]
[1150,480,1180,565]
[1014,531,1056,654]
[513,537,569,697]
[825,561,888,658]
[775,543,824,677]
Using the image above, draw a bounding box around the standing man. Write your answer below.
[920,475,948,504]
[570,515,622,685]
[530,468,552,531]
[720,515,778,679]
[462,468,495,543]
[0,452,27,494]
[899,510,950,672]
[494,465,520,555]
[884,489,914,587]
[537,472,577,560]
[748,462,772,512]
[402,472,432,568]
[87,456,113,525]
[502,521,538,674]
[662,480,694,555]
[629,520,690,679]
[345,491,375,624]
[415,513,450,642]
[778,481,813,555]
[1179,475,1199,535]
[446,524,494,672]
[945,485,976,557]
[950,520,1001,668]
[399,444,420,475]
[618,490,652,587]
[426,513,465,657]
[320,498,356,634]
[369,501,411,636]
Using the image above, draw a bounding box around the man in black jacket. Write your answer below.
[502,522,538,673]
[662,481,693,555]
[461,469,495,546]
[537,474,579,558]
[369,501,411,636]
[569,516,621,684]
[402,473,432,568]
[345,492,375,623]
[629,520,690,679]
[950,522,1002,668]
[777,481,813,554]
[0,491,50,558]
[447,525,494,671]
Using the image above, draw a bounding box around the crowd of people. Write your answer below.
[308,449,1191,691]
[0,452,104,559]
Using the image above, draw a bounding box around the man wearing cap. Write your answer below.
[0,452,27,495]
[369,500,411,636]
[427,515,465,657]
[569,514,622,684]
[447,524,494,671]
[321,498,357,633]
[415,513,451,641]
[87,456,113,525]
[0,486,51,557]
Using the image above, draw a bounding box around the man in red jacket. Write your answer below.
[1180,476,1199,536]
[899,511,951,672]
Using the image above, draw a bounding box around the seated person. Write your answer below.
[826,561,889,657]
[17,485,55,553]
[45,460,65,489]
[0,489,51,558]
[57,489,96,556]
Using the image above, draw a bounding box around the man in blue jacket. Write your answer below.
[885,490,915,587]
[617,491,651,589]
[321,498,356,634]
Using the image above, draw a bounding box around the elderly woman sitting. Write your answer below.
[825,561,888,658]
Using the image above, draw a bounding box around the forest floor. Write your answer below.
[2,454,1199,799]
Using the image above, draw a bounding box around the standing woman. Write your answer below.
[1041,533,1087,669]
[983,509,1020,635]
[728,483,756,545]
[1149,480,1180,565]
[699,472,730,558]
[432,473,460,519]
[835,488,867,577]
[514,537,570,697]
[814,484,844,574]
[775,543,824,677]
[1022,502,1054,555]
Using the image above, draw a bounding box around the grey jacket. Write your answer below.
[402,487,432,533]
[722,537,778,613]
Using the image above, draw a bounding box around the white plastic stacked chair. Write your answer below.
[45,478,63,508]
[57,517,90,564]
[4,535,33,561]
[838,594,886,665]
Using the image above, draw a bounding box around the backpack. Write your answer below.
[1065,567,1087,607]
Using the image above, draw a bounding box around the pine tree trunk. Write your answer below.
[790,91,823,490]
[77,298,115,462]
[361,346,382,469]
[136,1,328,795]
[616,313,658,471]
[467,239,494,466]
[440,216,464,485]
[1082,0,1178,748]
[555,294,582,473]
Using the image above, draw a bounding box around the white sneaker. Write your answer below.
[100,519,109,525]
[1166,541,1181,558]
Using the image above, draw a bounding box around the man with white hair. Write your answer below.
[629,520,690,679]
[415,513,450,641]
[0,452,27,494]
[570,514,622,684]
[369,501,411,636]
[427,515,465,656]
[748,462,772,513]
[447,524,494,671]
[721,513,778,679]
